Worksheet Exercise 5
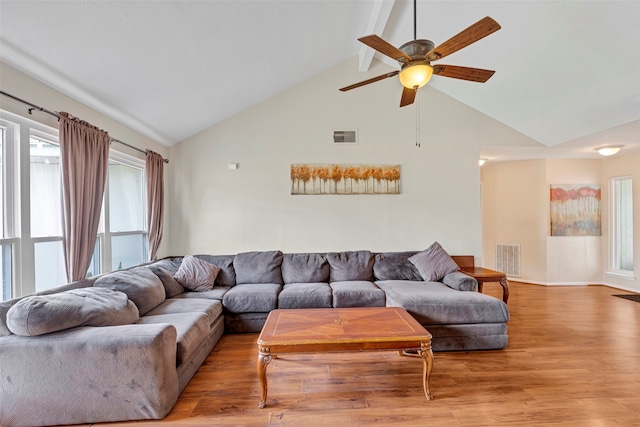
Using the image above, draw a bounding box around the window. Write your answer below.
[30,133,66,291]
[100,153,148,273]
[611,176,633,273]
[0,109,148,300]
[30,135,62,237]
[0,118,18,300]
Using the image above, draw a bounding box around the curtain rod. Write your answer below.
[0,90,169,164]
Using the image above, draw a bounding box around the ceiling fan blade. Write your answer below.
[433,65,495,82]
[339,70,399,92]
[425,16,501,61]
[358,35,412,63]
[400,86,417,107]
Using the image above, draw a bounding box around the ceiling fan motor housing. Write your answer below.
[398,39,435,61]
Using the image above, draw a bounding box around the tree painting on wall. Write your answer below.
[291,164,400,195]
[550,184,601,236]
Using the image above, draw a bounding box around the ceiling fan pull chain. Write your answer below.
[416,92,421,148]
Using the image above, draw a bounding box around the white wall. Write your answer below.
[0,62,172,258]
[169,57,540,257]
[481,160,548,280]
[482,155,639,290]
[545,159,602,284]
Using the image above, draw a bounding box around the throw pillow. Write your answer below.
[174,255,220,292]
[6,288,139,336]
[409,242,460,282]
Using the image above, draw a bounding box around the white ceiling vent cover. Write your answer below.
[496,243,521,277]
[333,130,357,144]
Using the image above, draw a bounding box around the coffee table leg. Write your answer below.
[418,341,434,400]
[257,347,272,408]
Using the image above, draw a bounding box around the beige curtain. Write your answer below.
[146,150,164,261]
[59,112,110,282]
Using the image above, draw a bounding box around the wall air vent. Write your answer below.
[496,243,521,277]
[333,130,357,144]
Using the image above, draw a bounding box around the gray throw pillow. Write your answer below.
[94,266,166,315]
[6,288,139,336]
[409,242,460,282]
[174,255,220,292]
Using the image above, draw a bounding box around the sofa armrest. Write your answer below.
[442,271,478,292]
[0,323,179,427]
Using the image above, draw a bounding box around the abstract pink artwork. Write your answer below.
[550,184,601,236]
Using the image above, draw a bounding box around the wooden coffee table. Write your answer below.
[256,307,434,408]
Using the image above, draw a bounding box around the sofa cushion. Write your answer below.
[145,299,223,325]
[281,253,329,284]
[375,280,510,324]
[233,251,284,285]
[136,312,209,366]
[278,283,332,309]
[373,251,423,281]
[174,256,220,292]
[329,281,385,308]
[6,288,139,336]
[94,267,166,315]
[171,286,231,301]
[148,258,185,298]
[222,283,281,313]
[409,242,460,282]
[327,251,374,282]
[195,255,236,286]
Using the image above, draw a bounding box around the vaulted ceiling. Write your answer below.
[1,1,639,160]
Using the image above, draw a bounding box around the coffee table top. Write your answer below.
[257,307,431,351]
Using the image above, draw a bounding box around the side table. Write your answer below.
[460,267,509,304]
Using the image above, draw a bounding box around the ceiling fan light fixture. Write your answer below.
[594,145,624,156]
[399,63,433,89]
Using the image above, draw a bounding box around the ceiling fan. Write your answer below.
[339,2,501,107]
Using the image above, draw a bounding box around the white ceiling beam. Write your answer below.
[358,0,396,72]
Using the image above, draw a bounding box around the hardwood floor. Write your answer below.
[90,283,639,426]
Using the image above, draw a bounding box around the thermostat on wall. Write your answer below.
[228,163,238,170]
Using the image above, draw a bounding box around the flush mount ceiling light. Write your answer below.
[594,145,624,156]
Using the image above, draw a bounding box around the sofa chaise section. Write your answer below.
[0,263,225,427]
[0,323,179,427]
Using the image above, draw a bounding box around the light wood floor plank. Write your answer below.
[70,283,639,426]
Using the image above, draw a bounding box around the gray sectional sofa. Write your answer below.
[0,248,509,427]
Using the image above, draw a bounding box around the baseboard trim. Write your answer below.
[511,279,639,294]
[512,280,593,286]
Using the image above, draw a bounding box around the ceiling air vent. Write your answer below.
[333,130,357,144]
